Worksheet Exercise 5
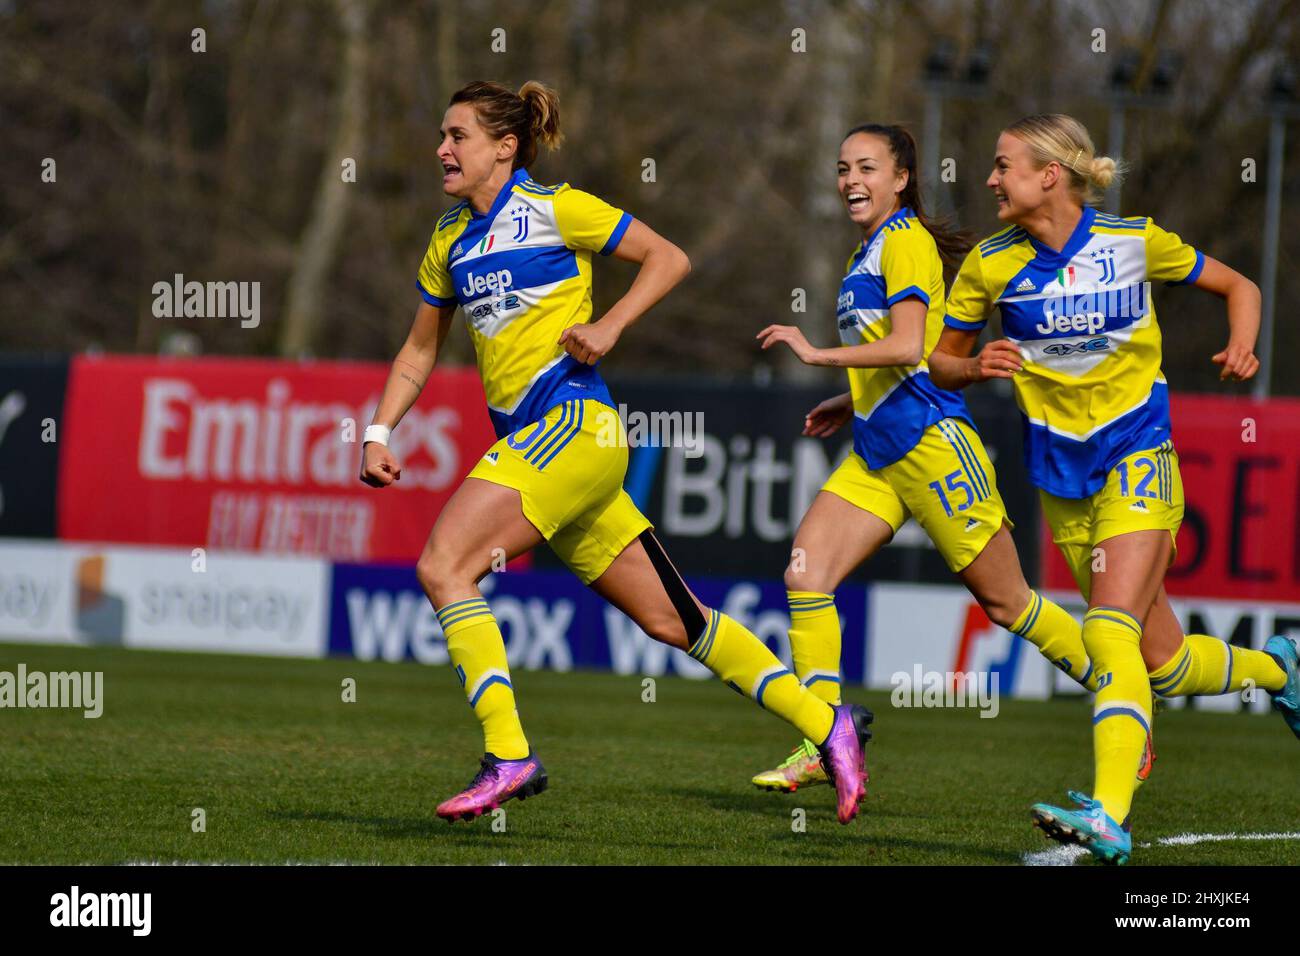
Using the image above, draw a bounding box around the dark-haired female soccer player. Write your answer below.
[752,123,1107,793]
[929,113,1300,864]
[359,80,871,826]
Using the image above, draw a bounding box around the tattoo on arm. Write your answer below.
[395,358,427,390]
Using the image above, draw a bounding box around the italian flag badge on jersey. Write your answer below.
[478,235,495,254]
[1056,266,1076,288]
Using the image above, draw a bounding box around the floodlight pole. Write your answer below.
[1254,107,1285,400]
[922,89,943,212]
[921,42,992,217]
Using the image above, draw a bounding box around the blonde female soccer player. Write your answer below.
[752,123,1107,793]
[359,81,871,826]
[929,113,1300,864]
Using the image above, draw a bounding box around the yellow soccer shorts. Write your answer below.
[821,417,1011,572]
[466,398,652,584]
[1040,440,1184,598]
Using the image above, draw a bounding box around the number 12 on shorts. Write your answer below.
[928,469,983,517]
[1116,457,1157,500]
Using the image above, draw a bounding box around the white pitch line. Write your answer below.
[1023,830,1300,865]
[1149,831,1300,847]
[1022,844,1089,866]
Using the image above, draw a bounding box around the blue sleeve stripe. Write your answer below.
[886,285,930,307]
[415,279,457,307]
[1170,249,1205,286]
[978,227,1026,256]
[599,211,633,256]
[437,201,468,228]
[944,313,986,331]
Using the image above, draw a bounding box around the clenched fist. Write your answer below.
[359,441,402,488]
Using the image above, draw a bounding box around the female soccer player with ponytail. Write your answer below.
[360,81,871,826]
[930,113,1300,864]
[751,123,1105,793]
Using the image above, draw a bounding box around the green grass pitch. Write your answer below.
[1,642,1296,865]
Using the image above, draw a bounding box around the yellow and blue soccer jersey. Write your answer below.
[417,167,633,437]
[838,206,971,468]
[944,206,1203,499]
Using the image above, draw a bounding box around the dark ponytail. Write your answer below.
[843,123,973,272]
[449,80,564,169]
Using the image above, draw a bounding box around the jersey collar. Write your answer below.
[861,205,912,252]
[1027,204,1096,265]
[471,167,530,221]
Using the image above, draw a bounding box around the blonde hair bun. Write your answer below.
[1005,113,1125,204]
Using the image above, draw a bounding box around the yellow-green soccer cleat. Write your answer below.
[1134,729,1156,784]
[1134,703,1157,788]
[751,738,830,792]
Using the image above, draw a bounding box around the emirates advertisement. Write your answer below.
[57,355,498,562]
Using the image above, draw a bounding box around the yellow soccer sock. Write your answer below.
[438,597,530,760]
[688,609,835,744]
[787,591,842,705]
[1084,606,1152,824]
[1149,634,1287,697]
[1008,590,1098,692]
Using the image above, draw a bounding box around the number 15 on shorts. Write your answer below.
[928,469,984,517]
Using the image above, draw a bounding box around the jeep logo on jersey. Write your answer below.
[461,268,513,298]
[1042,336,1111,356]
[1035,310,1107,336]
[1034,283,1148,333]
[837,290,855,312]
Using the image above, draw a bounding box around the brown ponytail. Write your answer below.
[448,80,563,169]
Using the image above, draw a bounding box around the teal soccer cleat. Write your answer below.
[1265,635,1300,739]
[1030,791,1132,865]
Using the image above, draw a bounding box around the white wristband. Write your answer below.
[363,424,391,446]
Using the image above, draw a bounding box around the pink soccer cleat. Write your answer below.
[817,704,874,824]
[435,752,549,823]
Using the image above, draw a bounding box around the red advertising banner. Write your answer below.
[58,355,502,563]
[1042,393,1300,603]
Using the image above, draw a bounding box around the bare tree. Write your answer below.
[278,0,372,356]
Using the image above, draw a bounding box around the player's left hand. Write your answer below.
[1212,340,1259,382]
[560,321,620,365]
[757,325,823,365]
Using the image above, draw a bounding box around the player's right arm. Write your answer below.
[928,244,1022,390]
[360,300,456,488]
[362,219,460,488]
[929,327,1022,390]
